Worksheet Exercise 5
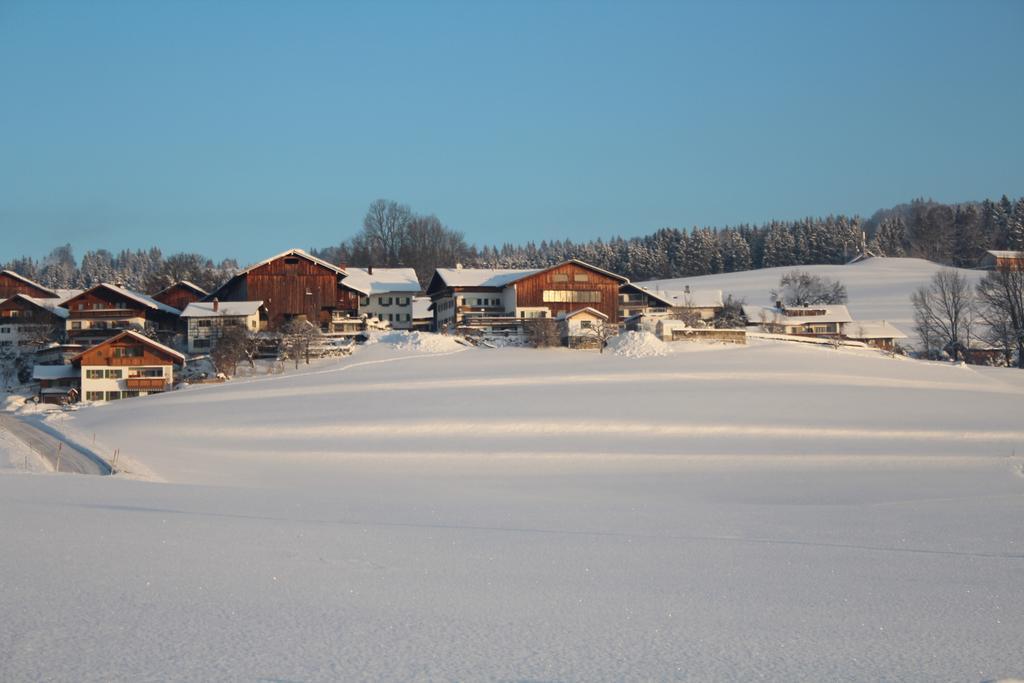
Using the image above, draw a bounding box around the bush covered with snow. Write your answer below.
[606,331,669,358]
[379,331,465,353]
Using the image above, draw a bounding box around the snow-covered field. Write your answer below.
[3,335,1024,681]
[640,257,985,342]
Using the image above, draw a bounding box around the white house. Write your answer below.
[619,283,724,322]
[180,299,265,353]
[340,267,421,329]
[558,307,610,348]
[74,330,185,402]
[743,304,853,337]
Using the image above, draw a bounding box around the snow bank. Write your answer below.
[607,331,669,358]
[378,330,465,353]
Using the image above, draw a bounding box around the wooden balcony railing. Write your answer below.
[125,378,168,391]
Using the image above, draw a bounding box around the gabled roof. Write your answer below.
[65,283,181,315]
[844,320,908,340]
[237,248,348,277]
[624,283,723,309]
[341,267,421,296]
[429,267,540,291]
[513,259,629,285]
[181,300,264,318]
[72,330,185,364]
[155,280,208,297]
[558,306,609,320]
[743,304,853,325]
[0,294,70,319]
[0,270,59,298]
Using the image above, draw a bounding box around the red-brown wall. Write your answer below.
[513,263,622,322]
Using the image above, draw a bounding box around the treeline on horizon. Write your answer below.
[4,194,1022,294]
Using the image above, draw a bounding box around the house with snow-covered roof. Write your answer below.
[843,320,907,351]
[426,260,628,334]
[151,280,209,313]
[981,250,1024,271]
[32,364,80,405]
[180,299,266,354]
[339,267,421,330]
[63,283,182,347]
[619,283,724,324]
[743,303,853,338]
[73,330,185,402]
[0,294,69,352]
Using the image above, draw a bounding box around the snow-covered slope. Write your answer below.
[639,257,985,337]
[2,341,1023,681]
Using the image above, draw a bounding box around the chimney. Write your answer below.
[368,265,373,275]
[212,297,219,312]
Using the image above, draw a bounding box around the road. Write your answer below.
[0,412,111,475]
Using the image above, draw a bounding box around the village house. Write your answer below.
[619,283,723,322]
[179,299,266,354]
[558,307,610,348]
[339,267,421,330]
[844,320,908,351]
[743,303,853,338]
[0,270,60,300]
[152,281,209,312]
[73,330,185,402]
[32,364,80,405]
[426,260,628,335]
[0,294,68,352]
[207,249,358,331]
[981,250,1024,271]
[63,283,182,347]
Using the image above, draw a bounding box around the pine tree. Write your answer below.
[1007,197,1024,251]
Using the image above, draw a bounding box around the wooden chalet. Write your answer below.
[207,249,358,331]
[152,281,209,312]
[63,283,182,347]
[73,330,185,402]
[0,294,69,351]
[981,250,1024,271]
[426,260,628,334]
[0,270,58,300]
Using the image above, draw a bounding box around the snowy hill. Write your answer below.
[2,339,1023,681]
[638,257,985,337]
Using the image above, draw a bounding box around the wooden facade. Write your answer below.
[209,250,358,330]
[0,295,67,349]
[63,285,180,346]
[75,332,183,368]
[513,262,625,323]
[153,282,208,312]
[0,270,58,300]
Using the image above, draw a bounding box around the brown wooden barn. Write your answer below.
[207,249,358,331]
[0,270,59,300]
[152,281,208,312]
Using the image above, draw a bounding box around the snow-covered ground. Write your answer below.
[639,257,986,343]
[2,337,1023,681]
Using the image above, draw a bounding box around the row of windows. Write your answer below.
[75,302,131,311]
[361,297,412,307]
[85,367,164,379]
[70,320,139,330]
[541,290,602,303]
[376,313,412,322]
[459,297,501,307]
[85,391,143,401]
[551,273,590,283]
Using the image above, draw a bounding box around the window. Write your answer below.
[123,391,140,399]
[105,369,122,379]
[193,338,210,349]
[397,297,409,306]
[360,297,370,307]
[128,368,163,378]
[197,320,212,328]
[113,346,143,358]
[381,297,393,306]
[86,369,104,379]
[542,290,601,303]
[105,391,122,401]
[0,327,8,334]
[86,391,104,401]
[552,273,569,282]
[71,321,82,330]
[284,257,300,265]
[574,273,590,282]
[580,320,593,329]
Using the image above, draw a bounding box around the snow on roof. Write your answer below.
[743,304,853,325]
[412,296,432,319]
[69,283,181,314]
[157,280,208,296]
[73,330,186,363]
[0,270,58,297]
[33,365,79,380]
[181,301,264,318]
[433,267,540,288]
[3,294,70,318]
[238,248,347,277]
[986,250,1024,258]
[844,320,907,340]
[558,307,609,320]
[629,284,723,309]
[342,268,421,296]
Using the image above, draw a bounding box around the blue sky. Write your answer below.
[1,0,1021,265]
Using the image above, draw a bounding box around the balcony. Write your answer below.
[125,378,168,391]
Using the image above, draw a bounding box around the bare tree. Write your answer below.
[210,325,249,377]
[362,199,413,266]
[280,319,321,368]
[526,318,561,348]
[770,270,848,306]
[911,268,975,360]
[976,267,1024,368]
[579,319,618,353]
